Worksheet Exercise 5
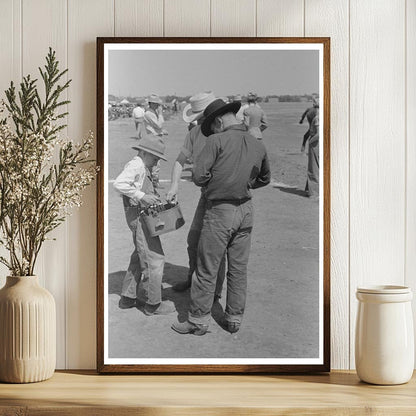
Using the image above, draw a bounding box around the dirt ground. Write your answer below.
[107,102,320,359]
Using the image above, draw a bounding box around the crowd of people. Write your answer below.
[112,91,319,335]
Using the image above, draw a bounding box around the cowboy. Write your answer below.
[132,99,146,139]
[299,95,319,152]
[144,94,168,188]
[171,99,271,336]
[243,92,268,140]
[166,92,225,299]
[113,135,176,316]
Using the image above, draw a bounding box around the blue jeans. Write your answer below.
[189,199,253,326]
[187,194,225,297]
[121,201,165,305]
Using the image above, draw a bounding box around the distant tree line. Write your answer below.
[109,95,192,104]
[108,93,318,104]
[265,94,317,102]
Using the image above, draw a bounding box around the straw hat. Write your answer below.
[132,135,167,161]
[147,94,163,105]
[182,92,216,123]
[201,98,241,137]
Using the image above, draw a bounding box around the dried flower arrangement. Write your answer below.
[0,48,96,276]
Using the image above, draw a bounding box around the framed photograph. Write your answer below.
[97,37,330,373]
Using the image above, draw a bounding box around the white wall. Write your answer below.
[0,0,414,370]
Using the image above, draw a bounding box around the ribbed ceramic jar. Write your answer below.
[355,285,414,385]
[0,276,56,383]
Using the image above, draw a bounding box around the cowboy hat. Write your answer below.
[233,94,242,102]
[147,94,163,105]
[201,98,241,137]
[132,135,167,161]
[182,92,216,123]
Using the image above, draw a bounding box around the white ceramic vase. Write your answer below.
[0,276,56,383]
[355,285,414,385]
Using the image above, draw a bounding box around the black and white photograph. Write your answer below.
[97,38,330,373]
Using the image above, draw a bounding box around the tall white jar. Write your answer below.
[0,276,56,383]
[355,285,414,385]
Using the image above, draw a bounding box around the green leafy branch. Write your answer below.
[0,49,96,276]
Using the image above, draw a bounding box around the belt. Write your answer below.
[207,198,251,207]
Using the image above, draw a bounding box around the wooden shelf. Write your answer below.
[0,370,415,415]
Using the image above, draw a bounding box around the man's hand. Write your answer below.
[166,186,178,203]
[141,194,160,206]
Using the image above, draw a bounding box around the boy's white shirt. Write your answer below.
[113,156,146,204]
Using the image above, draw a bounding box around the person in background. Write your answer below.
[113,136,176,316]
[144,94,168,188]
[243,92,268,140]
[166,91,225,299]
[305,111,319,198]
[171,98,271,336]
[233,94,247,123]
[144,94,168,137]
[172,98,178,113]
[132,100,146,139]
[299,95,319,152]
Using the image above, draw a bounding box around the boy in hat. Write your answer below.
[113,135,176,315]
[171,98,271,335]
[166,92,225,299]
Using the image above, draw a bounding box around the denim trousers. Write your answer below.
[187,194,225,297]
[189,199,253,326]
[305,133,319,196]
[121,199,165,305]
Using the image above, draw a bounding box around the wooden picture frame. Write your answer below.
[97,37,330,373]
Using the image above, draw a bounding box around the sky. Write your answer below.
[108,48,319,98]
